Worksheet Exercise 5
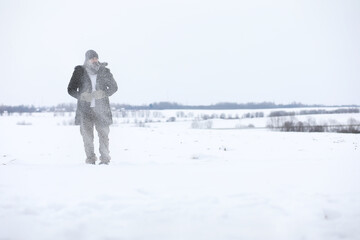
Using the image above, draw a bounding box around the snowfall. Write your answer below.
[0,109,359,240]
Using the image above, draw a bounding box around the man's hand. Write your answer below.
[80,92,92,102]
[92,90,107,100]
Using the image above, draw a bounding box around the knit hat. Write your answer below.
[85,50,98,60]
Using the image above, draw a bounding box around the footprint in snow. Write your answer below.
[1,154,16,165]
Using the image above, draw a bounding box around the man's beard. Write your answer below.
[85,61,101,75]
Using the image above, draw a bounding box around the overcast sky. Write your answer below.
[0,0,359,106]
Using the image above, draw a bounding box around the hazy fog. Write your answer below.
[0,0,359,106]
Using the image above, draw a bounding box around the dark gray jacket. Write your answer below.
[68,65,118,125]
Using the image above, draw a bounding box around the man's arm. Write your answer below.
[104,69,118,97]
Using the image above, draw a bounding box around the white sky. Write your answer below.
[0,0,359,106]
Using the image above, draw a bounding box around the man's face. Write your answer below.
[89,57,99,64]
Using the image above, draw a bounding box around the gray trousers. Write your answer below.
[80,108,111,162]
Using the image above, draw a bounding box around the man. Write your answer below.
[68,50,118,165]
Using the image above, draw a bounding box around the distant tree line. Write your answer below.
[135,101,317,110]
[267,117,360,134]
[1,102,359,114]
[109,101,358,110]
[0,105,38,114]
[0,103,77,114]
[268,108,360,117]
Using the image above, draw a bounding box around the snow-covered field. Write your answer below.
[1,109,360,240]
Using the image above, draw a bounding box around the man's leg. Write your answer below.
[95,122,111,164]
[80,112,96,164]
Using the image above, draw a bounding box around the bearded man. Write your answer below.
[68,50,118,165]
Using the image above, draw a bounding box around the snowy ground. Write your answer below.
[0,110,360,240]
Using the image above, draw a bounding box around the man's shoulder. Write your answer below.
[73,65,85,75]
[74,65,84,70]
[99,66,111,74]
